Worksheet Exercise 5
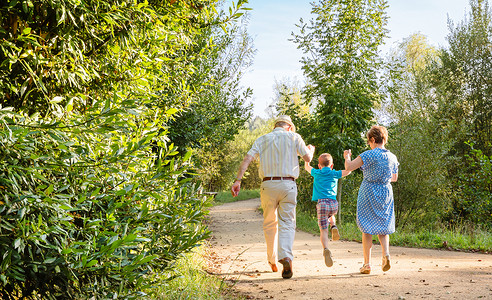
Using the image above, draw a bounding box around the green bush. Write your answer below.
[454,143,492,227]
[0,0,250,298]
[0,108,210,298]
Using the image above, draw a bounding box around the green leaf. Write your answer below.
[85,260,98,268]
[166,108,178,116]
[44,257,56,264]
[50,96,64,104]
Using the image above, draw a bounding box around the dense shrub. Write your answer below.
[0,0,250,297]
[0,108,210,298]
[453,143,492,227]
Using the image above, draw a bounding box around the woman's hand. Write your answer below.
[344,149,352,160]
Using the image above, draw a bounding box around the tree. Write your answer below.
[438,0,492,156]
[292,0,389,168]
[267,77,310,118]
[198,117,270,191]
[165,13,255,191]
[167,14,255,152]
[382,33,451,227]
[432,0,492,226]
[0,0,250,297]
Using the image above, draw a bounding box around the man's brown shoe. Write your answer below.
[269,262,278,272]
[278,257,293,279]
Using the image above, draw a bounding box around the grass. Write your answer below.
[149,243,245,300]
[213,189,260,205]
[296,209,492,252]
[215,190,491,252]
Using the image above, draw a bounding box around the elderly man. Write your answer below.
[231,115,314,279]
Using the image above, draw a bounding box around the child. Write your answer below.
[304,150,351,267]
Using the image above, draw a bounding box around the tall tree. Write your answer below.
[0,0,251,298]
[433,0,492,157]
[292,0,389,168]
[167,15,254,152]
[383,33,450,227]
[432,0,492,225]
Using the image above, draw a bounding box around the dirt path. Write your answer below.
[207,198,492,300]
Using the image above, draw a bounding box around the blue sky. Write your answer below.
[240,0,471,118]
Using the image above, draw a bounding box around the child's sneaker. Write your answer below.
[331,225,340,241]
[360,263,371,274]
[323,248,333,267]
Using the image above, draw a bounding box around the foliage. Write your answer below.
[0,0,207,114]
[292,0,389,169]
[198,117,269,192]
[296,211,492,252]
[164,10,255,192]
[382,34,451,228]
[433,0,492,158]
[295,165,318,214]
[430,0,492,226]
[454,143,492,226]
[0,0,251,298]
[381,0,492,229]
[0,108,210,298]
[337,172,362,223]
[167,15,254,152]
[268,78,310,118]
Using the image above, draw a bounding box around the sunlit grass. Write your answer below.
[296,210,492,252]
[215,191,491,252]
[149,244,245,300]
[213,189,260,205]
[391,225,492,252]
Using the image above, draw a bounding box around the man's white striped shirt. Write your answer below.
[247,127,308,179]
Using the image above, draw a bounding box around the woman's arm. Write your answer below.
[344,149,363,172]
[345,156,363,171]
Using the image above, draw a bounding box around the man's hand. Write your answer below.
[231,180,241,197]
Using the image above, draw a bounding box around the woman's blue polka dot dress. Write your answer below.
[356,148,399,235]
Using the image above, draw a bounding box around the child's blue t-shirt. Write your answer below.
[310,167,342,201]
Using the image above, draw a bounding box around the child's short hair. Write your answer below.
[318,153,333,167]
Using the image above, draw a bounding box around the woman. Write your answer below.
[344,125,399,274]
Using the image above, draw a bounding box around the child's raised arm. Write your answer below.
[304,160,313,173]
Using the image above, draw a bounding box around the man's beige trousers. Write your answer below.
[260,180,297,264]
